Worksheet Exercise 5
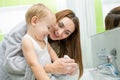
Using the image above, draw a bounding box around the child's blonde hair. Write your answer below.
[25,3,52,25]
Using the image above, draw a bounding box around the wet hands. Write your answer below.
[52,55,78,75]
[63,55,78,75]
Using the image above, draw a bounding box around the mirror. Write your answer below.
[95,0,120,34]
[102,0,120,25]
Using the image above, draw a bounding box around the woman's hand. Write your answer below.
[44,58,78,75]
[67,63,78,75]
[63,55,78,75]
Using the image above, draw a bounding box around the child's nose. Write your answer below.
[48,30,51,34]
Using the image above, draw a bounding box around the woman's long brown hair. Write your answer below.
[49,9,83,79]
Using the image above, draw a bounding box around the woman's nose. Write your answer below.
[56,29,63,36]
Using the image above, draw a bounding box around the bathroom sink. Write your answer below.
[90,69,120,80]
[80,68,120,80]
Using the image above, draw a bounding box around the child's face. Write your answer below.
[33,14,56,41]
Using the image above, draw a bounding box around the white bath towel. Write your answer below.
[0,21,36,80]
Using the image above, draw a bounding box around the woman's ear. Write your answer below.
[31,16,38,25]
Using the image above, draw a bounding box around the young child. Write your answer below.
[22,3,58,80]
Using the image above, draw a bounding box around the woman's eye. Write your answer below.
[58,22,63,28]
[47,26,50,29]
[65,32,70,35]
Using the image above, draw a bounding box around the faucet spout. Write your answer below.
[97,63,120,77]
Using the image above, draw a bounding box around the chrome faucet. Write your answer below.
[97,48,120,77]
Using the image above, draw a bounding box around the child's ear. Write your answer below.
[31,16,38,25]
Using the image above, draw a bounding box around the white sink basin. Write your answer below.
[80,68,120,80]
[89,69,120,80]
[56,68,120,80]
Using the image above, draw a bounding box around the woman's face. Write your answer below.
[49,17,75,40]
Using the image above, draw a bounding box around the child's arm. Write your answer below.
[22,38,50,80]
[47,43,58,61]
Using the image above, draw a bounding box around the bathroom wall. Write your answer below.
[0,5,30,34]
[91,27,120,70]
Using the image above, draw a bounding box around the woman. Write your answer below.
[48,10,83,79]
[105,6,120,30]
[0,9,83,80]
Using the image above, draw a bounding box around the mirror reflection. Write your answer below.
[95,0,120,34]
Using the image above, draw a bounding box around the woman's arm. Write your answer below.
[22,38,50,80]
